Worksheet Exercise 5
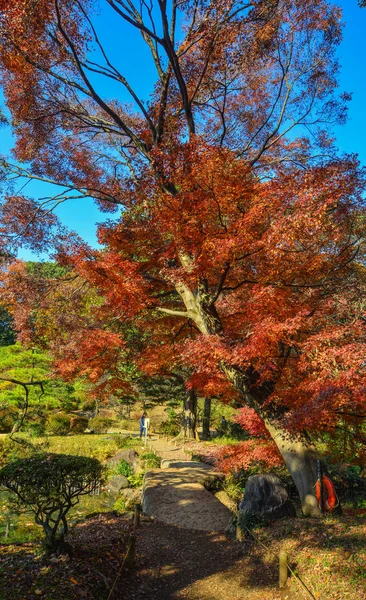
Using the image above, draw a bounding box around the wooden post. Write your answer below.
[134,505,140,530]
[125,534,136,568]
[236,523,244,542]
[279,551,288,588]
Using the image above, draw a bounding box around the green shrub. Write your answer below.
[159,408,181,436]
[326,462,364,489]
[0,407,16,433]
[0,436,47,468]
[81,400,95,411]
[46,412,71,435]
[216,420,248,440]
[69,416,89,433]
[0,454,105,553]
[140,451,161,469]
[160,420,180,436]
[117,418,138,431]
[61,400,79,412]
[115,459,132,477]
[113,497,127,513]
[88,416,114,433]
[25,421,46,437]
[223,476,244,503]
[128,472,145,488]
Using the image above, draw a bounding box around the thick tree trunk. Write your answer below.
[264,421,320,516]
[173,273,322,515]
[224,364,321,516]
[202,397,211,440]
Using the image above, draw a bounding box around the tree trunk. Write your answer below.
[94,397,99,416]
[180,389,199,440]
[223,364,322,516]
[173,275,323,515]
[264,421,320,516]
[202,397,211,440]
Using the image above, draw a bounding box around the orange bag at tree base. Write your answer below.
[315,475,338,511]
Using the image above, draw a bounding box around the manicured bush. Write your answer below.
[0,454,105,553]
[69,416,89,433]
[25,421,46,437]
[0,436,48,468]
[0,407,16,433]
[88,416,114,433]
[118,418,138,431]
[46,412,71,435]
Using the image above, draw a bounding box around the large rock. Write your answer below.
[239,474,296,523]
[107,475,130,494]
[108,449,139,471]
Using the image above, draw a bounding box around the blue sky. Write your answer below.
[332,1,366,159]
[0,0,365,261]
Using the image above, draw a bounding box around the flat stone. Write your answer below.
[142,467,232,532]
[160,460,224,488]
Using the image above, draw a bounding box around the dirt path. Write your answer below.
[123,518,288,600]
[0,513,294,600]
[144,436,188,461]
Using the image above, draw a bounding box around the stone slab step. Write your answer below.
[142,467,232,532]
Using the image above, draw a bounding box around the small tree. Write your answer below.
[0,454,105,553]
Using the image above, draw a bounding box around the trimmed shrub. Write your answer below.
[0,436,49,468]
[0,408,16,433]
[81,400,95,411]
[88,416,114,433]
[25,421,46,437]
[0,454,105,553]
[69,416,89,433]
[46,412,71,435]
[117,418,138,431]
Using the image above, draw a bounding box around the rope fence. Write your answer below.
[241,524,317,600]
[106,505,141,600]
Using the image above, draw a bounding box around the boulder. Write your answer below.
[239,474,296,523]
[125,488,141,509]
[120,488,135,500]
[108,449,139,471]
[107,475,130,494]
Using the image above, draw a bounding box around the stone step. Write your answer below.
[142,463,232,532]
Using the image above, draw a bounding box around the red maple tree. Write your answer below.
[0,1,365,514]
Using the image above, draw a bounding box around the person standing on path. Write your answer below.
[145,415,150,438]
[139,412,147,439]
